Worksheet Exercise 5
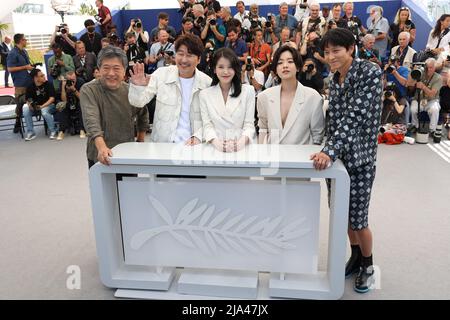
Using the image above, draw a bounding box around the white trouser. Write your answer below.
[411,99,440,131]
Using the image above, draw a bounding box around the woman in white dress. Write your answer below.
[199,47,255,152]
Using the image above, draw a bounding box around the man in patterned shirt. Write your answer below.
[310,28,383,294]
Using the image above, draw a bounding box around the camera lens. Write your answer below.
[209,19,216,26]
[307,64,314,72]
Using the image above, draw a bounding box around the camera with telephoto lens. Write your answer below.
[246,56,253,72]
[411,62,425,81]
[94,15,102,23]
[385,55,398,74]
[196,16,206,28]
[384,82,396,99]
[209,19,216,26]
[404,20,412,30]
[109,32,118,41]
[250,19,259,29]
[306,63,314,73]
[66,79,74,87]
[265,13,272,28]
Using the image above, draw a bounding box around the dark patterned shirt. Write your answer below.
[322,59,383,169]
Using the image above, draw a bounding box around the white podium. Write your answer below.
[89,143,349,300]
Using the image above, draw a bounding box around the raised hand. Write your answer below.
[129,63,148,86]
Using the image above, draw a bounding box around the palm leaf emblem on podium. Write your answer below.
[130,196,311,255]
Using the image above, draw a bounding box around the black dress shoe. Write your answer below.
[345,254,361,278]
[354,266,375,293]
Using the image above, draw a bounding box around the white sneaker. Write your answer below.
[25,132,36,141]
[49,131,57,140]
[79,130,86,138]
[56,131,64,141]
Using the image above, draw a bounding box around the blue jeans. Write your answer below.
[23,103,57,134]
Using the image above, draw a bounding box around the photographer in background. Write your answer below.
[381,82,407,125]
[367,6,389,59]
[178,0,196,16]
[298,58,324,93]
[224,27,248,64]
[341,2,365,35]
[299,30,326,76]
[248,27,271,75]
[272,27,297,59]
[359,34,382,67]
[201,9,226,48]
[47,42,75,91]
[124,33,147,77]
[7,34,33,133]
[176,17,201,40]
[274,2,298,39]
[95,0,112,37]
[148,29,176,71]
[296,2,326,48]
[50,24,77,56]
[198,40,215,77]
[80,19,102,56]
[107,25,123,48]
[407,58,443,135]
[55,71,86,140]
[150,12,177,44]
[390,32,416,70]
[192,4,207,35]
[73,41,97,83]
[263,13,278,46]
[293,0,310,23]
[328,3,347,29]
[241,55,264,96]
[22,68,57,141]
[385,56,410,100]
[126,18,150,53]
[248,3,266,29]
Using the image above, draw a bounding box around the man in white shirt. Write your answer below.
[234,1,249,24]
[241,57,264,96]
[129,34,211,144]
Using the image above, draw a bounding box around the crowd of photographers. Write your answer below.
[5,0,450,143]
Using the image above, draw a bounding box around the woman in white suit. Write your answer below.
[199,47,255,152]
[257,45,325,145]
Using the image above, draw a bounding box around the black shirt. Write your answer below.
[390,21,416,47]
[26,81,55,106]
[80,32,103,56]
[381,98,407,125]
[55,34,77,56]
[440,85,450,113]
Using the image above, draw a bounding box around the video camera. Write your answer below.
[411,62,426,82]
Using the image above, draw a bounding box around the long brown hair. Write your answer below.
[431,14,450,39]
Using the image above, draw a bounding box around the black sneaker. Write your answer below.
[354,266,375,293]
[345,255,361,278]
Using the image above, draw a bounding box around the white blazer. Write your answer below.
[257,82,324,145]
[128,65,212,143]
[199,84,255,143]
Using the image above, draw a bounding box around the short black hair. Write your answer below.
[174,33,204,58]
[52,42,62,50]
[182,17,194,24]
[211,48,242,98]
[84,19,95,28]
[13,33,24,44]
[30,68,42,79]
[158,12,169,20]
[271,45,303,75]
[321,28,355,51]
